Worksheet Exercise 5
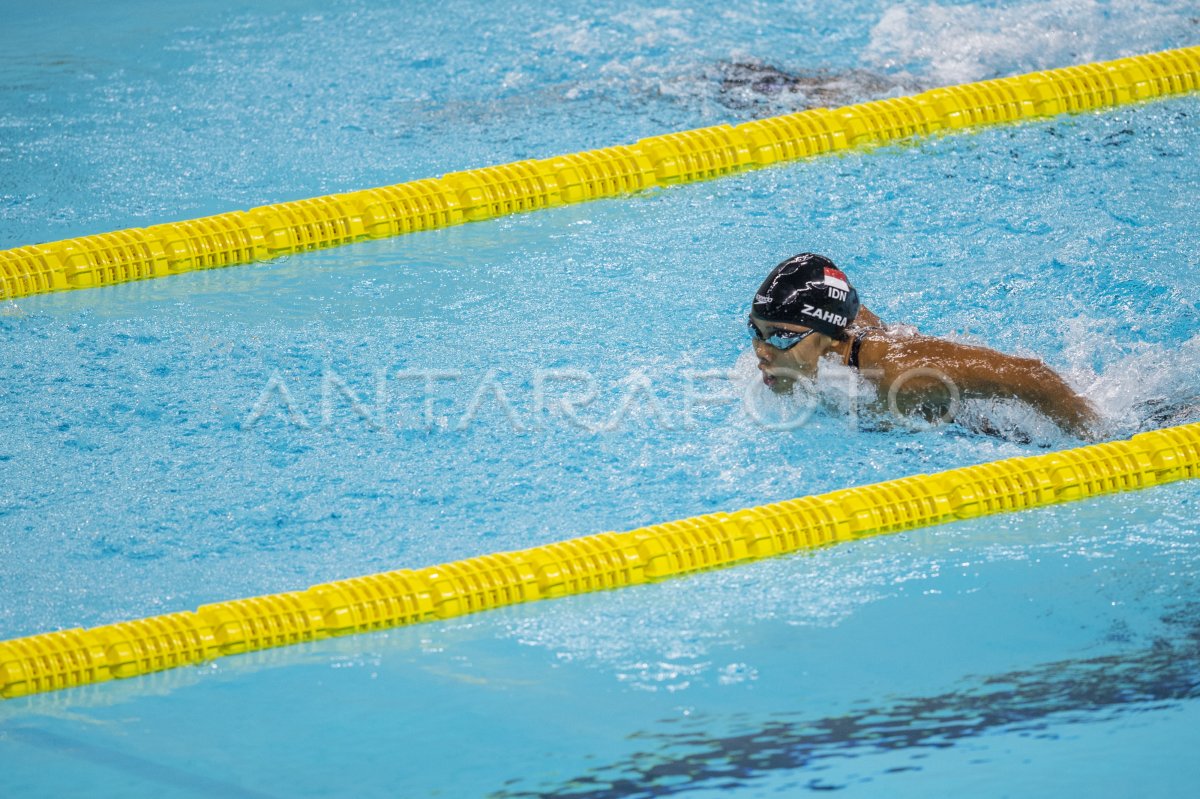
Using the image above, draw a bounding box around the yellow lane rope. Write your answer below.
[2,422,1197,699]
[2,46,1198,301]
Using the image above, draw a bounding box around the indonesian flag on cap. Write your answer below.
[823,266,849,292]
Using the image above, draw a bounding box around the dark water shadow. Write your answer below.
[493,605,1200,797]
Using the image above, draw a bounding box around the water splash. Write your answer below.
[864,0,1197,84]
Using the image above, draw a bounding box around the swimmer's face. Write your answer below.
[748,314,832,393]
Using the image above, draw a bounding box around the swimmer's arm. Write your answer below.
[882,339,1101,438]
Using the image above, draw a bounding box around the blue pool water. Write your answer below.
[2,1,1200,796]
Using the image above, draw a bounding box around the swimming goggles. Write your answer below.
[747,316,818,350]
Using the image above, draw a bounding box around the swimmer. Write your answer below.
[748,253,1101,439]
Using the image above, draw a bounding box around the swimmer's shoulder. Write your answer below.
[849,323,939,373]
[855,305,884,327]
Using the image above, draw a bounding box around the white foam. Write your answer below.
[1082,332,1200,434]
[864,0,1194,85]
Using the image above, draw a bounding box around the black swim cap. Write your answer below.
[751,253,860,338]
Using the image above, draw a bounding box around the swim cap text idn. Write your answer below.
[751,253,860,338]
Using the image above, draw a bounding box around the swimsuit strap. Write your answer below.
[845,326,883,369]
